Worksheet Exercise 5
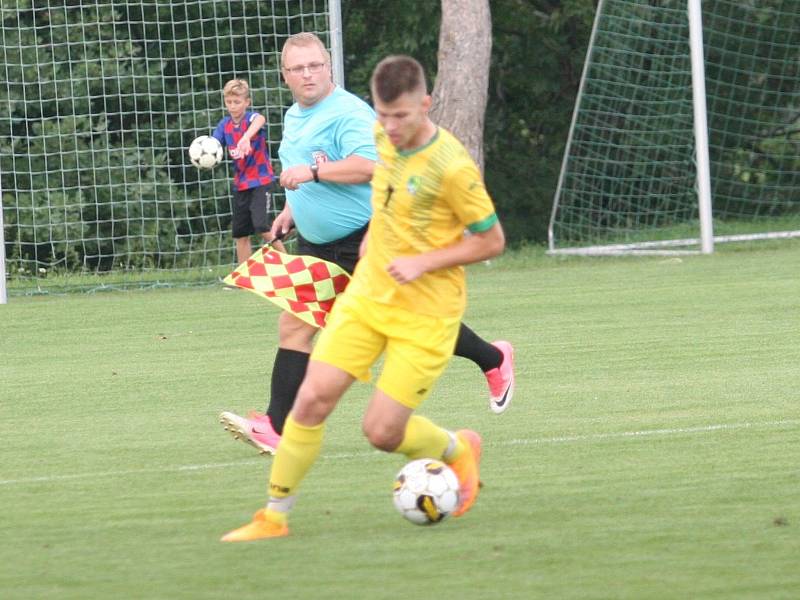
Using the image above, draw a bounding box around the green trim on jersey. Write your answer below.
[467,213,498,233]
[397,128,441,157]
[351,123,498,318]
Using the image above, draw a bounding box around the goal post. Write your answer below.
[687,0,713,255]
[1,178,6,305]
[328,0,345,87]
[549,0,800,256]
[0,0,343,295]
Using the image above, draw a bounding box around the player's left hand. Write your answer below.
[386,256,426,284]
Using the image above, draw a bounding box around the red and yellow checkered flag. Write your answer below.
[223,245,351,328]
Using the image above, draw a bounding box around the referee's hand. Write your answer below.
[279,165,313,190]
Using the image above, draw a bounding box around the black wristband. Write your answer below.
[310,163,320,183]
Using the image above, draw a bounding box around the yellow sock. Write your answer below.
[262,508,288,525]
[268,414,325,500]
[444,436,468,464]
[395,415,453,461]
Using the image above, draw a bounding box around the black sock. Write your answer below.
[453,323,502,372]
[266,348,310,435]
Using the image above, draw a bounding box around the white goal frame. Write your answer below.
[548,0,800,256]
[0,0,345,299]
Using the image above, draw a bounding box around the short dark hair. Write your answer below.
[370,55,427,103]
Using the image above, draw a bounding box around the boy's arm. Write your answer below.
[236,113,266,156]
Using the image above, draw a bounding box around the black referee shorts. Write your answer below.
[296,223,369,275]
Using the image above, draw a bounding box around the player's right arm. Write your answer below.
[386,221,505,284]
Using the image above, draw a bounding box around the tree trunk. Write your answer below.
[430,0,492,172]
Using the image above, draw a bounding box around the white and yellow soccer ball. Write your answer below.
[392,458,460,526]
[188,135,224,169]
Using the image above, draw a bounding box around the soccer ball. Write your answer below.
[392,458,460,526]
[188,135,223,169]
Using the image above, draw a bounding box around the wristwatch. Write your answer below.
[310,163,320,183]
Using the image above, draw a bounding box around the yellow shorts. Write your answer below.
[311,292,461,409]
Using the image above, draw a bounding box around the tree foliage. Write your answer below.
[342,0,596,242]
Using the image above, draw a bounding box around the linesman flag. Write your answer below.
[223,245,351,328]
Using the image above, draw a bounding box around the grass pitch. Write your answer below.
[1,243,798,599]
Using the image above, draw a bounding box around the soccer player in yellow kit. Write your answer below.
[221,55,506,541]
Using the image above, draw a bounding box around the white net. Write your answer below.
[549,0,800,254]
[0,0,334,289]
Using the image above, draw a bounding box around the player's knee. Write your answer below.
[362,421,403,452]
[293,379,337,423]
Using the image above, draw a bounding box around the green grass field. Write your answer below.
[2,244,799,599]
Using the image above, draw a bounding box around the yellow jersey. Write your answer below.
[346,124,498,318]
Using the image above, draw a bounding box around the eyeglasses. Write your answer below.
[282,62,327,76]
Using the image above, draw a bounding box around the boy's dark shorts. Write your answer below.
[232,185,272,238]
[297,223,369,275]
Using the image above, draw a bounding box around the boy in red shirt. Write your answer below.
[212,79,284,262]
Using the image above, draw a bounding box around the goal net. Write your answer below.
[0,0,339,293]
[549,0,800,255]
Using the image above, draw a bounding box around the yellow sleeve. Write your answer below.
[443,159,498,232]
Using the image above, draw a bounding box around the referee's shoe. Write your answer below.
[485,341,515,414]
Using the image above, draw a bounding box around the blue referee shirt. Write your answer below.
[278,86,376,244]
